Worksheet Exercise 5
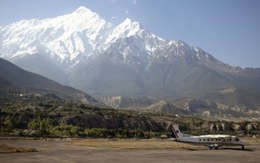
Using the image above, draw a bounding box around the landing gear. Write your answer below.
[242,146,245,150]
[209,145,219,150]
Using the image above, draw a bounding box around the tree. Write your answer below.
[39,120,47,137]
[70,126,84,137]
[4,115,16,131]
[28,118,53,137]
[28,119,40,130]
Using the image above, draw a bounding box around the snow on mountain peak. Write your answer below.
[104,18,144,45]
[117,18,143,35]
[0,6,220,70]
[0,6,110,63]
[70,6,105,26]
[121,18,141,28]
[73,6,93,14]
[1,6,170,64]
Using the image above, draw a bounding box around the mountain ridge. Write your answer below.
[0,58,97,104]
[0,6,259,103]
[0,6,240,71]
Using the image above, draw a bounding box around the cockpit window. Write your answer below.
[183,134,191,137]
[234,137,239,141]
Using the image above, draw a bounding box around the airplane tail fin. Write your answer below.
[171,124,183,139]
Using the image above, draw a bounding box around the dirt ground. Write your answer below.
[0,138,260,163]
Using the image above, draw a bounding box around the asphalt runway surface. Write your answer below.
[1,139,259,163]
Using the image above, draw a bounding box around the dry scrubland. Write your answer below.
[69,137,260,149]
[0,143,37,153]
[0,138,199,153]
[1,137,259,153]
[69,138,201,149]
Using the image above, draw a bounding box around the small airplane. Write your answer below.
[171,124,249,150]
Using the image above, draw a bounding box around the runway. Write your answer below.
[1,139,259,163]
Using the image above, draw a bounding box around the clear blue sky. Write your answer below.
[1,0,259,68]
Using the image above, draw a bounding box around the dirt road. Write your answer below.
[1,139,259,163]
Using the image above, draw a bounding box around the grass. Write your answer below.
[0,144,38,154]
[69,138,203,149]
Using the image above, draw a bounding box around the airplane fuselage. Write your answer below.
[171,125,249,149]
[174,134,247,149]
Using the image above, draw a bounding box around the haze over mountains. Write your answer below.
[0,6,260,118]
[0,58,96,104]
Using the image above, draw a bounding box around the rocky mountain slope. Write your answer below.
[98,93,260,120]
[0,6,259,114]
[0,58,96,103]
[1,96,259,136]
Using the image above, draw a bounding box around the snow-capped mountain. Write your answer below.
[0,6,112,64]
[0,6,229,69]
[0,6,259,99]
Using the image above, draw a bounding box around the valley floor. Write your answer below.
[0,138,260,163]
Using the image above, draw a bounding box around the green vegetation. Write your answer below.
[0,93,163,138]
[0,93,259,138]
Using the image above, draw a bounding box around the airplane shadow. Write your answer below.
[183,147,254,152]
[221,147,254,152]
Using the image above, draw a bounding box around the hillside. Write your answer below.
[0,7,259,118]
[1,7,259,99]
[99,91,260,120]
[1,96,259,138]
[0,58,96,103]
